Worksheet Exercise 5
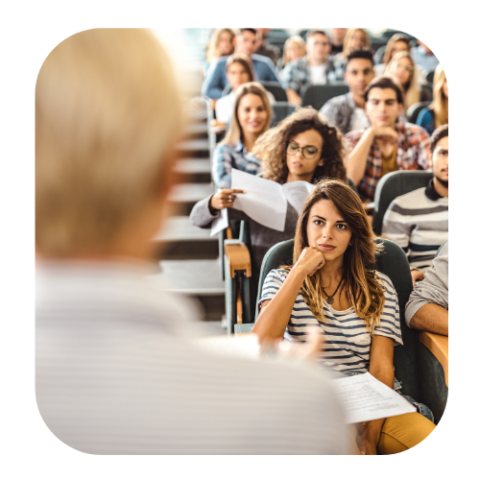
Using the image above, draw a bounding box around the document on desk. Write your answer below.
[281,181,315,214]
[332,372,416,424]
[231,169,287,231]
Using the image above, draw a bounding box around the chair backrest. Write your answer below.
[374,45,386,65]
[372,170,432,235]
[270,101,296,126]
[255,237,420,398]
[425,69,435,84]
[260,81,288,102]
[406,100,430,123]
[301,83,349,111]
[421,83,433,103]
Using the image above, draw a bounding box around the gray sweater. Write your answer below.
[405,242,448,327]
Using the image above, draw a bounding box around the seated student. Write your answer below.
[280,29,338,106]
[215,55,275,127]
[416,64,448,135]
[344,75,431,203]
[277,35,306,71]
[254,28,281,65]
[329,28,347,56]
[191,108,347,295]
[36,28,349,455]
[385,52,431,111]
[405,242,448,336]
[252,179,435,455]
[374,34,427,84]
[204,28,236,77]
[382,125,448,285]
[319,48,375,135]
[202,28,280,100]
[411,39,439,73]
[212,82,271,188]
[333,28,371,81]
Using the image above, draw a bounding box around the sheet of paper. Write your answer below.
[231,169,287,232]
[332,372,416,424]
[192,334,261,360]
[210,206,229,237]
[281,181,315,214]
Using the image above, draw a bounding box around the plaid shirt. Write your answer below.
[279,56,341,94]
[344,122,432,202]
[212,140,262,188]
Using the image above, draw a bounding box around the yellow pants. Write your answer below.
[352,412,436,455]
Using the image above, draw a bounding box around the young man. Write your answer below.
[202,28,280,100]
[254,28,280,65]
[36,28,348,455]
[329,28,347,55]
[280,29,338,106]
[382,125,448,285]
[344,75,431,203]
[319,49,375,134]
[405,242,448,336]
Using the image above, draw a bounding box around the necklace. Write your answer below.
[321,277,344,305]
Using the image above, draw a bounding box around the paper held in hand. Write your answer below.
[230,169,314,231]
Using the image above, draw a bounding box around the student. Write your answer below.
[204,28,236,76]
[280,29,337,106]
[320,49,375,135]
[385,51,430,111]
[191,108,347,297]
[416,64,448,135]
[333,28,371,80]
[277,35,306,71]
[411,39,439,73]
[329,28,347,56]
[405,242,448,336]
[36,28,348,455]
[344,75,431,203]
[382,125,448,285]
[211,82,271,188]
[252,179,436,454]
[254,28,281,65]
[202,28,280,100]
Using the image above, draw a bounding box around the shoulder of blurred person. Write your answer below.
[256,42,281,65]
[320,92,356,135]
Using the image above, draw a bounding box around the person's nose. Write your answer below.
[322,224,333,239]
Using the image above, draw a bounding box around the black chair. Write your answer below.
[372,170,432,235]
[421,83,433,103]
[271,102,296,126]
[406,100,430,124]
[301,83,349,111]
[260,81,288,102]
[369,37,388,53]
[235,237,448,424]
[374,45,386,65]
[425,69,435,84]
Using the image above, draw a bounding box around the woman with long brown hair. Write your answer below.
[252,179,435,455]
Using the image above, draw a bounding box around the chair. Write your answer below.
[425,69,435,84]
[369,37,388,53]
[260,81,288,102]
[374,45,386,65]
[421,83,433,103]
[372,170,432,236]
[301,83,350,111]
[271,102,296,126]
[406,100,430,124]
[235,237,448,424]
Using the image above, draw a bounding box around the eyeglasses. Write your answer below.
[286,142,319,159]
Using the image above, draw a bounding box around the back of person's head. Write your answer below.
[385,51,420,108]
[364,74,405,105]
[431,63,448,127]
[283,35,306,66]
[345,48,374,67]
[225,53,254,81]
[430,124,448,151]
[290,179,385,332]
[36,29,182,257]
[223,81,271,146]
[343,28,371,54]
[252,107,346,185]
[383,34,411,65]
[206,28,237,61]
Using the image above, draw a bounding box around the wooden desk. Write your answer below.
[419,331,448,387]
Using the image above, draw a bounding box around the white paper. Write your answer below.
[281,181,315,214]
[231,169,287,232]
[192,334,261,359]
[210,207,229,236]
[332,372,416,424]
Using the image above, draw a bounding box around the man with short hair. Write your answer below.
[382,125,448,285]
[344,75,431,203]
[202,28,280,99]
[319,48,375,134]
[405,242,448,336]
[254,28,280,65]
[329,28,347,55]
[280,29,337,106]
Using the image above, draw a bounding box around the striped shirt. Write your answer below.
[36,261,348,454]
[382,180,448,271]
[259,269,402,374]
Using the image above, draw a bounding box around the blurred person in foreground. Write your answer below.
[35,28,348,455]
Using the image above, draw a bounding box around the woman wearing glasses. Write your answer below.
[190,107,348,295]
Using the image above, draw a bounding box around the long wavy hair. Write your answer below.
[282,179,386,333]
[282,35,306,67]
[430,63,448,128]
[252,107,347,185]
[206,28,236,61]
[382,34,410,65]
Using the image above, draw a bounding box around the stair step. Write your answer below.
[173,158,211,184]
[183,122,209,139]
[169,182,214,216]
[175,139,211,159]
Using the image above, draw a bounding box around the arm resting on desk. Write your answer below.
[409,303,448,336]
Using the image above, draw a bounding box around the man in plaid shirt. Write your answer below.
[344,76,431,203]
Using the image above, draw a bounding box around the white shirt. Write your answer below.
[309,64,328,85]
[350,107,370,131]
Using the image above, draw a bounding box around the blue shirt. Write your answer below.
[410,46,439,73]
[416,107,435,135]
[202,54,280,99]
[212,140,262,188]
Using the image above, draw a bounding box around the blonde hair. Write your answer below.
[36,29,183,256]
[343,28,371,56]
[430,64,448,128]
[223,82,272,146]
[382,34,411,65]
[385,51,421,110]
[282,35,306,67]
[206,28,237,62]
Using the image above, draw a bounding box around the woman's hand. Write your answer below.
[209,189,246,211]
[294,246,326,277]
